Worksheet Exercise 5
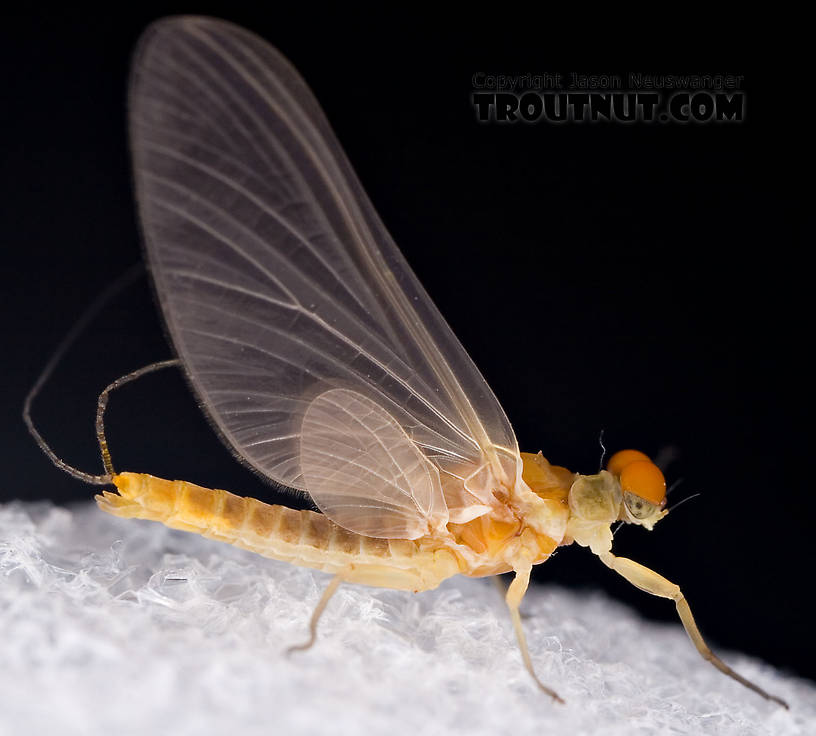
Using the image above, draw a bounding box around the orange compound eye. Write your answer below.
[606,449,652,477]
[620,460,666,506]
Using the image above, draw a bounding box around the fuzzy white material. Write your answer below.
[1,502,811,736]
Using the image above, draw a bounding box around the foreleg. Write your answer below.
[599,552,787,708]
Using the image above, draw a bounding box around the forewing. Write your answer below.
[129,17,520,535]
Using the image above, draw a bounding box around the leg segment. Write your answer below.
[505,564,564,703]
[493,574,532,618]
[286,574,344,655]
[599,552,788,708]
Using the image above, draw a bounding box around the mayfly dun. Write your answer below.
[25,16,786,707]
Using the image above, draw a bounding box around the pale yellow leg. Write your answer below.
[599,552,788,708]
[506,564,564,703]
[493,574,531,618]
[286,574,344,655]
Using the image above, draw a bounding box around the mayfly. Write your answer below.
[26,16,786,707]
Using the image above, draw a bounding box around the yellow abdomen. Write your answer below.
[96,473,461,592]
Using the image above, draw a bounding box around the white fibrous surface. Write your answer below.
[0,501,812,736]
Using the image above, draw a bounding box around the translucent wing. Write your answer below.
[129,16,520,537]
[301,389,447,539]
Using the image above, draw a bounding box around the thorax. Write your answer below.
[436,452,574,577]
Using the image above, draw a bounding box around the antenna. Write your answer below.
[597,429,607,472]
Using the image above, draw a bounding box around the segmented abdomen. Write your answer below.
[96,473,461,591]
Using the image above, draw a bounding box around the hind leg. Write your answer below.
[286,574,344,654]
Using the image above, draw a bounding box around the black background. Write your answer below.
[2,10,811,686]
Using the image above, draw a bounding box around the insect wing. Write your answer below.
[129,17,519,536]
[301,389,448,539]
